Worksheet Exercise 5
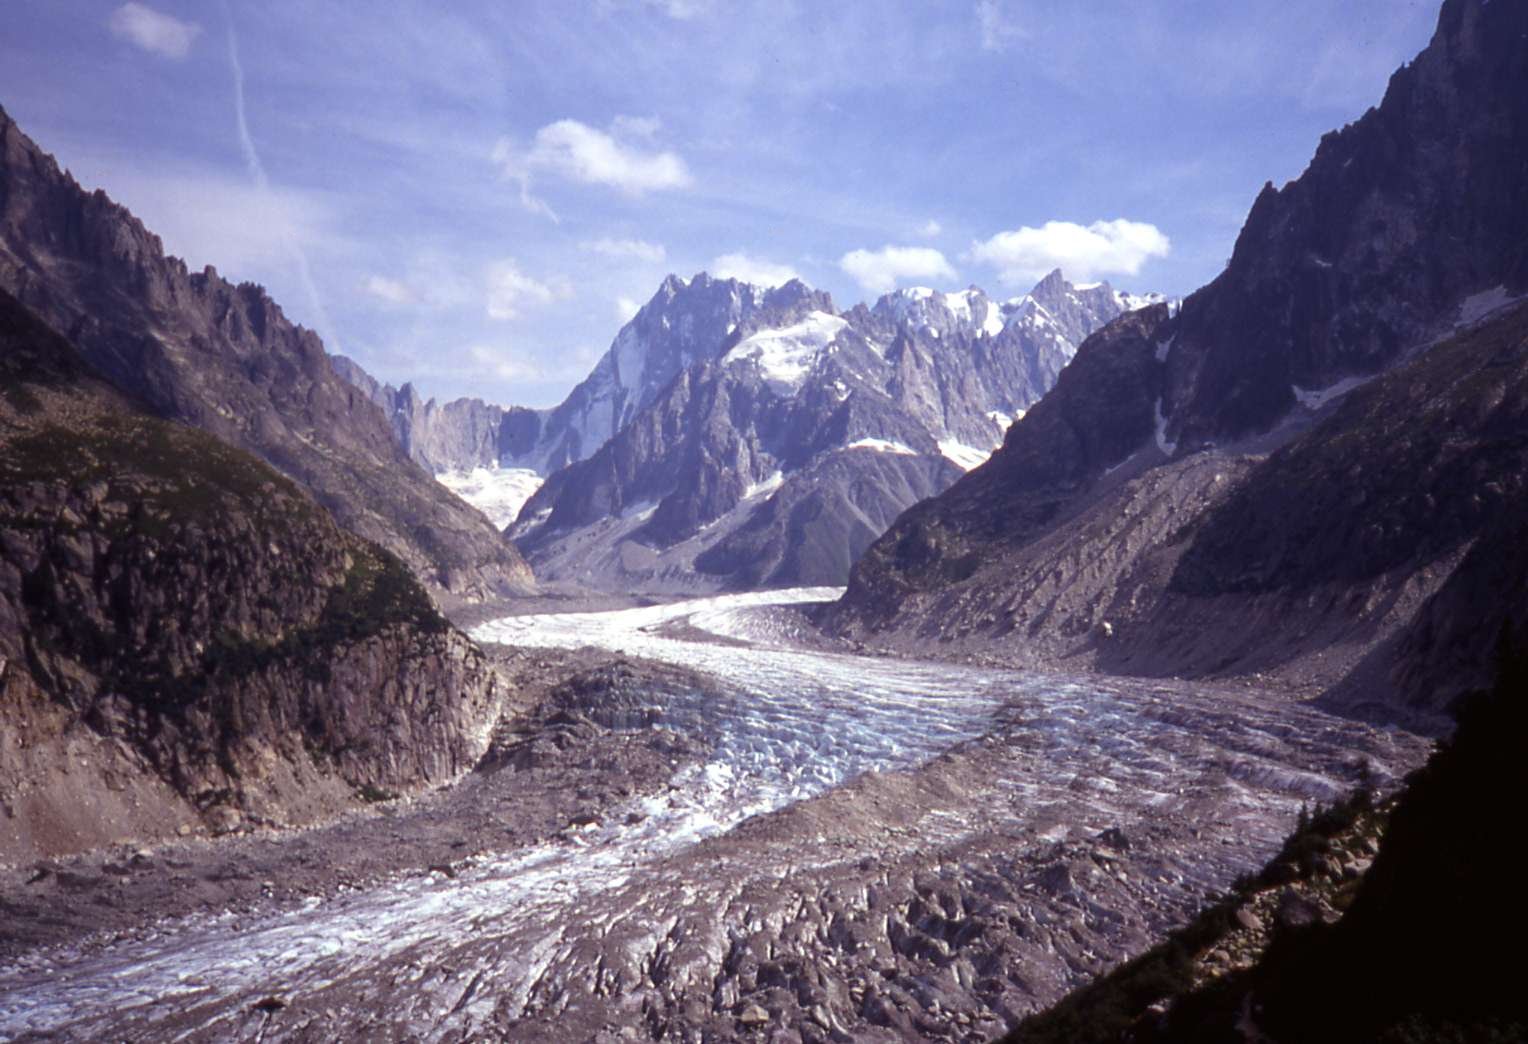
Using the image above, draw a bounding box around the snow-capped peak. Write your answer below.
[872,285,1005,339]
[723,311,848,393]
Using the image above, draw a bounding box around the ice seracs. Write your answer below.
[436,466,544,530]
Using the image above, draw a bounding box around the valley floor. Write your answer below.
[0,592,1431,1041]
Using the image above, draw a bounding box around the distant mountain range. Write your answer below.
[339,269,1163,590]
[824,0,1528,722]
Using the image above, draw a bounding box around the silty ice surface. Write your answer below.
[0,590,1428,1040]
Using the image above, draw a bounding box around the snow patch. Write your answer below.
[1292,376,1369,411]
[436,466,545,530]
[1153,398,1177,457]
[723,312,847,392]
[846,437,919,456]
[986,410,1016,430]
[1116,290,1168,312]
[942,290,974,324]
[744,471,785,499]
[938,438,992,471]
[1457,285,1526,327]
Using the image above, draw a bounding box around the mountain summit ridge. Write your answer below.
[499,268,1161,591]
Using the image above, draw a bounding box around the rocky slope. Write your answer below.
[0,104,533,602]
[506,270,1157,591]
[0,288,504,863]
[827,0,1528,720]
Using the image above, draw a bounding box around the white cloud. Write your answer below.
[976,0,1027,53]
[839,245,957,294]
[108,2,200,59]
[970,219,1171,285]
[615,296,642,323]
[584,237,667,263]
[920,220,943,238]
[494,118,693,218]
[362,275,415,306]
[710,252,801,288]
[485,260,571,321]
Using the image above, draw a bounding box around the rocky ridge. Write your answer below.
[0,104,534,602]
[0,288,505,863]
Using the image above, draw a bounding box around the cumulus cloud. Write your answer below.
[920,220,943,239]
[970,219,1171,285]
[615,296,642,323]
[109,2,200,59]
[839,245,957,294]
[485,260,572,321]
[975,0,1027,53]
[710,252,801,288]
[584,237,667,263]
[494,118,692,219]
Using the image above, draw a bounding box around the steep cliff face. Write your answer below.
[1160,0,1528,446]
[0,106,533,601]
[330,356,545,477]
[828,0,1528,716]
[0,291,504,862]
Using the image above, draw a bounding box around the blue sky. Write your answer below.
[1,1,1438,407]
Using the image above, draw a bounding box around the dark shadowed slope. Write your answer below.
[0,288,504,863]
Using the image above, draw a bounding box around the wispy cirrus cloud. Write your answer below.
[840,245,957,294]
[223,13,340,348]
[494,117,693,221]
[108,3,200,59]
[971,219,1170,285]
[584,237,667,264]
